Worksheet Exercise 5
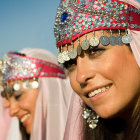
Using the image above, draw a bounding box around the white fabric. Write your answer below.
[6,117,21,140]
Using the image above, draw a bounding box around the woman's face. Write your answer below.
[66,30,140,119]
[3,80,38,134]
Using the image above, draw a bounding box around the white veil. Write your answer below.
[6,48,73,140]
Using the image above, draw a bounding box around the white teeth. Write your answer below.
[88,85,110,98]
[21,114,31,123]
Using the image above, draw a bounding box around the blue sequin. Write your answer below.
[61,12,68,22]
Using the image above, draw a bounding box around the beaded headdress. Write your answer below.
[54,0,140,63]
[0,52,65,97]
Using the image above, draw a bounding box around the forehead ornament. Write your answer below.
[54,0,140,64]
[0,52,65,97]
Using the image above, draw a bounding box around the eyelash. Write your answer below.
[88,47,106,56]
[14,92,23,100]
[63,47,106,70]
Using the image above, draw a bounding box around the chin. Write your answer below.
[26,126,31,134]
[94,108,118,119]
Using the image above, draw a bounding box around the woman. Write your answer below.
[54,0,140,139]
[0,48,73,140]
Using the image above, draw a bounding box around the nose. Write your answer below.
[76,56,96,85]
[9,99,19,117]
[3,98,10,108]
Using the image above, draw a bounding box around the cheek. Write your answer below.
[98,48,132,82]
[69,71,82,96]
[19,92,38,113]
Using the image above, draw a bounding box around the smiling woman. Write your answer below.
[54,0,140,140]
[0,48,73,140]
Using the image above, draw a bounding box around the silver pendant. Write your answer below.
[116,36,123,46]
[81,40,90,50]
[68,48,77,59]
[100,35,110,46]
[109,35,116,46]
[57,52,65,64]
[32,81,39,89]
[13,83,21,91]
[62,51,70,61]
[89,37,100,47]
[23,81,32,89]
[77,44,82,55]
[122,34,132,44]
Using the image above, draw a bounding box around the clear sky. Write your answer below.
[0,0,140,58]
[0,0,59,57]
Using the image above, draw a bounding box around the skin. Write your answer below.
[3,80,38,134]
[65,30,140,120]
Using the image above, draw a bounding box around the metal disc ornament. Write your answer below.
[77,44,82,55]
[62,51,70,61]
[100,36,110,46]
[32,81,39,89]
[81,40,90,50]
[23,81,32,89]
[68,48,77,59]
[13,83,21,91]
[122,34,132,44]
[57,53,65,64]
[109,36,116,46]
[116,36,123,46]
[89,37,100,47]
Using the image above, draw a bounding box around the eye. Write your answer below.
[88,47,106,58]
[14,91,24,100]
[63,59,77,71]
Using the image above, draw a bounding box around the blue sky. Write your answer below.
[0,0,140,58]
[0,0,59,57]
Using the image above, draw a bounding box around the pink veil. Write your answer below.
[63,0,140,140]
[0,97,11,140]
[6,48,73,140]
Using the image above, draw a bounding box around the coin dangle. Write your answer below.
[89,31,100,47]
[116,30,123,46]
[62,50,70,61]
[77,37,82,56]
[100,30,110,46]
[122,33,132,44]
[68,43,77,59]
[57,47,65,64]
[81,35,90,51]
[109,30,116,46]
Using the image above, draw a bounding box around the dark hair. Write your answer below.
[83,103,140,140]
[20,122,30,140]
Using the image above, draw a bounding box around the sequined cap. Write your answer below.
[0,52,66,85]
[54,0,140,48]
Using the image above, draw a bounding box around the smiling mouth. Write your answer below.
[21,114,31,123]
[88,84,112,98]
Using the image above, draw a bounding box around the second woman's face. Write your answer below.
[67,31,140,119]
[3,80,38,134]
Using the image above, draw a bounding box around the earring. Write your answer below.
[82,107,99,129]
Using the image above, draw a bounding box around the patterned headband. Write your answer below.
[0,52,66,97]
[54,0,140,63]
[0,52,66,84]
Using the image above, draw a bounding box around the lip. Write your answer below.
[89,84,112,102]
[18,113,28,121]
[83,83,112,97]
[21,114,31,127]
